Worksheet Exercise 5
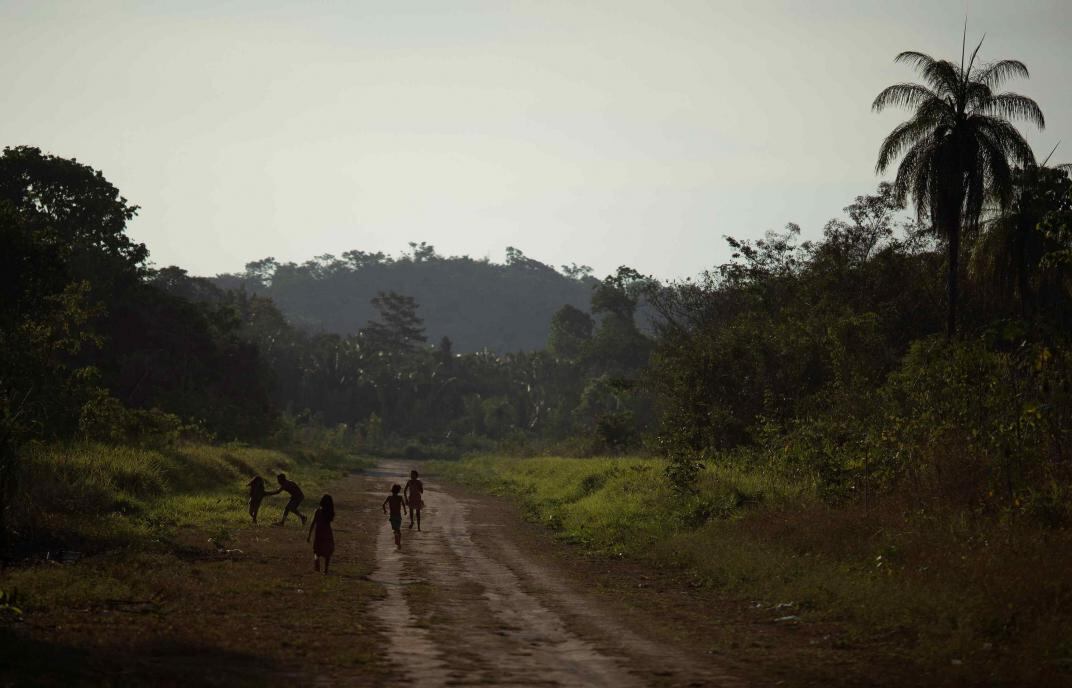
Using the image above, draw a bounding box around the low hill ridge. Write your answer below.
[212,245,598,352]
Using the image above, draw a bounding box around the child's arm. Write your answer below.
[382,496,389,513]
[306,511,317,542]
[264,487,281,496]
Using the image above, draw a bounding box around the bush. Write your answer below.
[78,390,184,447]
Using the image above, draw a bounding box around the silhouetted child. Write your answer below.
[265,473,306,526]
[404,470,424,531]
[247,476,267,523]
[382,484,407,550]
[307,494,335,574]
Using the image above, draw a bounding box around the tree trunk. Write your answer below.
[946,223,960,338]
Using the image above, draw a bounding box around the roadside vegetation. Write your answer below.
[434,454,1072,684]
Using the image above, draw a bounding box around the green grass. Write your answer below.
[7,441,373,553]
[431,454,1072,684]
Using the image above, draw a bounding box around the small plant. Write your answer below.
[658,429,705,494]
[0,588,22,618]
[208,526,233,550]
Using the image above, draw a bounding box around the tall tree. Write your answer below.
[363,292,426,353]
[872,36,1043,336]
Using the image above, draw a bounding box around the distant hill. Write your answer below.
[211,245,599,352]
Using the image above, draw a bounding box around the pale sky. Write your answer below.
[3,1,1070,280]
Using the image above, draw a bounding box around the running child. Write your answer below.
[246,475,267,523]
[403,470,424,531]
[382,484,407,550]
[307,494,335,574]
[265,473,307,526]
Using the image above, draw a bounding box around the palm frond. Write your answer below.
[872,83,940,112]
[965,81,994,109]
[964,36,986,80]
[976,130,1015,209]
[876,115,943,172]
[972,116,1037,167]
[921,59,963,98]
[977,93,1045,129]
[894,51,960,97]
[894,51,936,71]
[1040,142,1060,167]
[976,59,1030,88]
[890,136,936,220]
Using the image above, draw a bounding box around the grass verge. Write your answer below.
[430,454,1072,686]
[2,441,372,606]
[0,442,381,685]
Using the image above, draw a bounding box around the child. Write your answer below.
[247,476,267,523]
[265,473,307,526]
[403,470,424,531]
[307,494,335,574]
[382,484,407,550]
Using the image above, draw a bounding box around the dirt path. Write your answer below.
[3,463,918,687]
[362,462,740,687]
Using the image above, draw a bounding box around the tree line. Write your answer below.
[3,37,1072,547]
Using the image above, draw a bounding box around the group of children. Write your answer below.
[245,469,426,574]
[383,470,424,550]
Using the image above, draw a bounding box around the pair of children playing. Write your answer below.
[382,470,424,550]
[247,473,334,573]
[246,473,306,526]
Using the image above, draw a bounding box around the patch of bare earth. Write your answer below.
[1,473,390,687]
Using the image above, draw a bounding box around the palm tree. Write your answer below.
[873,35,1044,336]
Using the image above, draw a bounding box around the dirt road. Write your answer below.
[4,463,915,687]
[363,462,739,687]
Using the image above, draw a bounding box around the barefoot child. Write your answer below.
[307,495,335,574]
[382,484,407,550]
[265,473,307,526]
[404,470,424,531]
[247,476,267,523]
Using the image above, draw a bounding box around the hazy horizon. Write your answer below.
[3,0,1070,280]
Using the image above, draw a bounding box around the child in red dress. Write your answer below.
[307,494,335,574]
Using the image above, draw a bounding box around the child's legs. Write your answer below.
[415,508,421,529]
[323,555,331,574]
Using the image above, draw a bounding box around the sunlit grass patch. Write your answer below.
[8,442,373,553]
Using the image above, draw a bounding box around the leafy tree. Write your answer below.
[406,241,438,263]
[364,292,427,353]
[547,305,593,361]
[560,263,594,280]
[872,37,1043,336]
[0,146,146,290]
[588,269,652,376]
